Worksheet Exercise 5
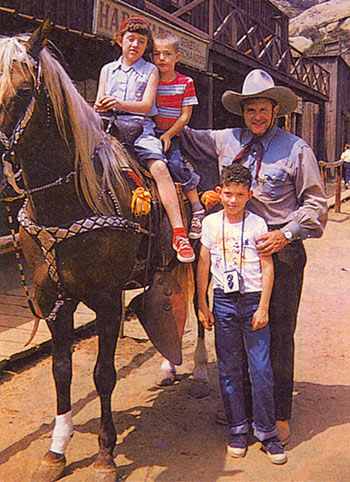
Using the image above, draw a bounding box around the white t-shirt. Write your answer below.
[201,210,268,292]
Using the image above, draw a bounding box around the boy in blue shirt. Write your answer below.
[197,164,287,464]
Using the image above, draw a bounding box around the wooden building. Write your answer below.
[306,41,350,162]
[0,0,330,234]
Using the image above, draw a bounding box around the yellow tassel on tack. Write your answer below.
[131,187,151,216]
[201,190,220,211]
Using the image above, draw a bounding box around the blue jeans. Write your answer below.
[158,134,200,193]
[213,289,278,441]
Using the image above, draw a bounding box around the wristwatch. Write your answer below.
[283,230,293,241]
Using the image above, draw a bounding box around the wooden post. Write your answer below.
[335,163,343,213]
[319,160,343,213]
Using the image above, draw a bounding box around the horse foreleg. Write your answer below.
[193,323,209,383]
[92,303,121,478]
[32,301,77,482]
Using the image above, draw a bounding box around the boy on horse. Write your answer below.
[152,32,205,239]
[94,17,195,263]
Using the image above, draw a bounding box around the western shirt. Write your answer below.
[182,124,328,240]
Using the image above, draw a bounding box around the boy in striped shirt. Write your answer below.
[152,32,205,239]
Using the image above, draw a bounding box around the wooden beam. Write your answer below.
[172,0,206,18]
[144,1,209,40]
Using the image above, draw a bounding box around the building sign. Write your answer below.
[93,0,208,70]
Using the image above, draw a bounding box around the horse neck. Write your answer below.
[17,100,92,226]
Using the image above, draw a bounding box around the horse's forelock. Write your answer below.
[0,36,36,106]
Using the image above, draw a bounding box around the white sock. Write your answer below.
[50,410,74,454]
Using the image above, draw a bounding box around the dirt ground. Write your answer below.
[0,203,350,482]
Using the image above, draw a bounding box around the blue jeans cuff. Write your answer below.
[229,420,250,435]
[181,171,200,193]
[252,423,279,441]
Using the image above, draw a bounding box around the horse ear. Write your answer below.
[25,19,52,60]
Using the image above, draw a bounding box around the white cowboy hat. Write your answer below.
[222,69,298,117]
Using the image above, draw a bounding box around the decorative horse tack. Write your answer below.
[0,21,193,482]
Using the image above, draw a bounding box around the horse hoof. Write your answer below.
[93,455,117,482]
[189,379,210,398]
[31,451,66,482]
[156,366,176,386]
[156,373,176,386]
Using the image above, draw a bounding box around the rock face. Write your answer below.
[288,0,350,37]
[271,0,350,53]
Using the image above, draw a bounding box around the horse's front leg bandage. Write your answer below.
[50,410,74,454]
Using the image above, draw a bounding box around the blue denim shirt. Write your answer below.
[103,57,158,118]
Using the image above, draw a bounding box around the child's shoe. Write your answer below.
[261,436,287,465]
[227,434,247,458]
[188,213,204,239]
[173,234,195,263]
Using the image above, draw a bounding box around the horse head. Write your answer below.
[0,21,51,202]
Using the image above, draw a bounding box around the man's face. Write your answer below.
[243,98,279,137]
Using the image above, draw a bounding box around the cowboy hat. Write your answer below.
[222,69,298,117]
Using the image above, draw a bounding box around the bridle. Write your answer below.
[0,58,76,202]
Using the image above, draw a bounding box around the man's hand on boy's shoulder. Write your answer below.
[255,229,289,256]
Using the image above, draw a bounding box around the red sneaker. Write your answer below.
[173,235,195,263]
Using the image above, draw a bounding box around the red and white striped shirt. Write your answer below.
[155,72,198,132]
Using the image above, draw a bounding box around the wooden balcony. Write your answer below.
[144,0,329,99]
[0,0,329,99]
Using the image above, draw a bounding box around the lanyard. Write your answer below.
[222,210,246,276]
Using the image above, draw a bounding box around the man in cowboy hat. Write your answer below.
[181,69,327,444]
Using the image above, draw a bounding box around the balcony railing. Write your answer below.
[144,0,329,98]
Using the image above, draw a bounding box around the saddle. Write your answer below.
[100,112,143,150]
[100,114,190,365]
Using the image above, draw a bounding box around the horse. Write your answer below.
[0,22,199,481]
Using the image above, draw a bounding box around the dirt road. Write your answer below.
[1,203,350,482]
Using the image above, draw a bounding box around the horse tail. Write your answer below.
[171,263,195,319]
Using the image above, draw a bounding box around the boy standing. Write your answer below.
[94,17,195,263]
[152,33,205,239]
[197,164,287,464]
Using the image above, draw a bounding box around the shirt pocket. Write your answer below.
[133,80,147,101]
[259,166,288,199]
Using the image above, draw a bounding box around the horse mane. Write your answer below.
[0,34,136,215]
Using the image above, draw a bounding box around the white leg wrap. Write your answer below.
[160,359,176,373]
[50,410,74,454]
[156,358,176,386]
